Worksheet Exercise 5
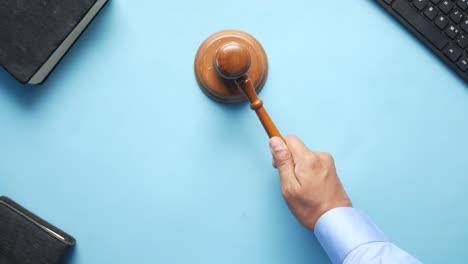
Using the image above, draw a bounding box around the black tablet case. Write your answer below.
[0,196,75,264]
[0,0,106,84]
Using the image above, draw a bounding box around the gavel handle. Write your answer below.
[235,76,283,140]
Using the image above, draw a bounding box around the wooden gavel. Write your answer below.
[194,30,283,140]
[213,42,283,140]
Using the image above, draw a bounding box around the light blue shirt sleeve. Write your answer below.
[314,207,423,264]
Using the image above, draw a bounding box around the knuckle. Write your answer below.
[304,152,320,167]
[275,150,292,167]
[294,153,319,175]
[320,152,335,167]
[295,165,308,176]
[323,152,334,161]
[307,152,318,161]
[281,184,298,198]
[285,134,302,146]
[280,186,289,197]
[285,134,298,143]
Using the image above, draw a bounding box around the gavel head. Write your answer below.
[214,42,251,80]
[194,30,268,103]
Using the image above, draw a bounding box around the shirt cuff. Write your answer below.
[314,207,388,264]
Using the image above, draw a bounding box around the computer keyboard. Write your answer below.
[377,0,468,82]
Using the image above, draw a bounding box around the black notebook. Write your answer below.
[0,0,108,84]
[0,196,75,264]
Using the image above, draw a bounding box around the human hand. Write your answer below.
[269,135,352,231]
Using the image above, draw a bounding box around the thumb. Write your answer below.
[269,137,297,185]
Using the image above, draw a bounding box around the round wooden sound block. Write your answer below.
[194,30,268,103]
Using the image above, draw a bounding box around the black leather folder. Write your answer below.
[0,196,75,264]
[0,0,108,84]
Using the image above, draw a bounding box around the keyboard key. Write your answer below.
[393,0,449,49]
[414,0,428,10]
[378,0,468,82]
[457,56,468,70]
[435,15,450,29]
[450,9,464,23]
[460,19,468,32]
[457,0,468,10]
[456,34,468,48]
[444,44,462,61]
[445,24,460,39]
[424,6,439,20]
[440,0,454,14]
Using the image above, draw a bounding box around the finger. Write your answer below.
[269,137,299,187]
[284,135,323,183]
[284,135,312,162]
[315,152,334,167]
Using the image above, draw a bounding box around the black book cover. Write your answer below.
[0,196,75,264]
[0,0,108,84]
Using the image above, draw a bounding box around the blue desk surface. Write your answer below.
[1,1,467,263]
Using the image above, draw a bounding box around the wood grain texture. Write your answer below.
[194,30,268,103]
[235,76,283,140]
